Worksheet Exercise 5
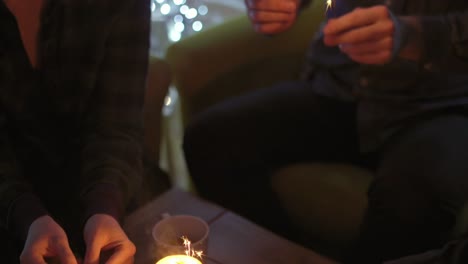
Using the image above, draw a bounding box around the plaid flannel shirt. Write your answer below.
[300,0,468,151]
[0,0,150,240]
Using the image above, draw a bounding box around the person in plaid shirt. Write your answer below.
[0,0,156,263]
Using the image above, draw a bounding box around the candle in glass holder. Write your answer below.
[156,255,202,264]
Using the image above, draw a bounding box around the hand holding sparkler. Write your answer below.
[323,5,408,65]
[245,0,301,34]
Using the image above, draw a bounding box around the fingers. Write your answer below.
[84,240,101,264]
[253,21,294,34]
[338,36,393,64]
[323,6,390,36]
[248,10,296,33]
[245,0,298,34]
[248,10,293,23]
[339,37,393,56]
[324,20,393,46]
[20,254,48,264]
[245,0,297,13]
[84,241,136,264]
[55,241,79,264]
[105,243,136,264]
[21,233,77,264]
[322,5,395,64]
[348,49,392,65]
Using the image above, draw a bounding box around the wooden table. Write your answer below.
[123,188,338,264]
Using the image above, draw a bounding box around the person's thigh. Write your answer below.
[183,81,360,180]
[183,81,361,235]
[353,113,468,263]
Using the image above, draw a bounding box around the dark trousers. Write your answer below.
[183,81,468,263]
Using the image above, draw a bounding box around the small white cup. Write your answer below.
[152,214,209,261]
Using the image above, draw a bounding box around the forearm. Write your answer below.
[397,9,468,71]
[79,0,149,223]
[6,192,48,241]
[0,116,47,240]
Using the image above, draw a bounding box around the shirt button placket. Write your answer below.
[360,77,369,87]
[423,63,434,71]
[353,76,369,97]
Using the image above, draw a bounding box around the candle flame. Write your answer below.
[181,236,203,260]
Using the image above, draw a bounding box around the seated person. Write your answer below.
[183,0,468,263]
[0,0,169,263]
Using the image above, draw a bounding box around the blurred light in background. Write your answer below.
[151,0,209,56]
[151,0,245,114]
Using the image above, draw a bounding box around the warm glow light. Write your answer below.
[155,255,202,264]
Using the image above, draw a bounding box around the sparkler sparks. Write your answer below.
[181,236,203,259]
[326,0,333,11]
[325,0,335,17]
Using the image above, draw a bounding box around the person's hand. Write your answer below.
[323,5,395,65]
[245,0,301,34]
[20,215,78,264]
[83,214,135,264]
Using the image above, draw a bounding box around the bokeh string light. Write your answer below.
[151,0,209,43]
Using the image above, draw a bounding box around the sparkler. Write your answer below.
[326,0,333,10]
[326,0,335,18]
[182,236,203,259]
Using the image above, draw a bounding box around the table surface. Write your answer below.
[123,188,338,264]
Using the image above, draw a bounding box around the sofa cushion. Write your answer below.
[272,163,468,258]
[272,163,372,246]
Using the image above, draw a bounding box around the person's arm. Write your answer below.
[245,0,303,34]
[395,16,422,62]
[323,5,468,69]
[384,236,468,264]
[404,10,468,72]
[0,112,48,241]
[79,0,150,225]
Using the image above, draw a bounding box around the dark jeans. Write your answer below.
[183,81,468,263]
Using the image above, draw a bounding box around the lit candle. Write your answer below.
[156,255,202,264]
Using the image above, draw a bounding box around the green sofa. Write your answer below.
[133,56,173,207]
[164,0,468,260]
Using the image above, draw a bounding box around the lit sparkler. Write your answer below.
[326,0,335,17]
[181,236,203,259]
